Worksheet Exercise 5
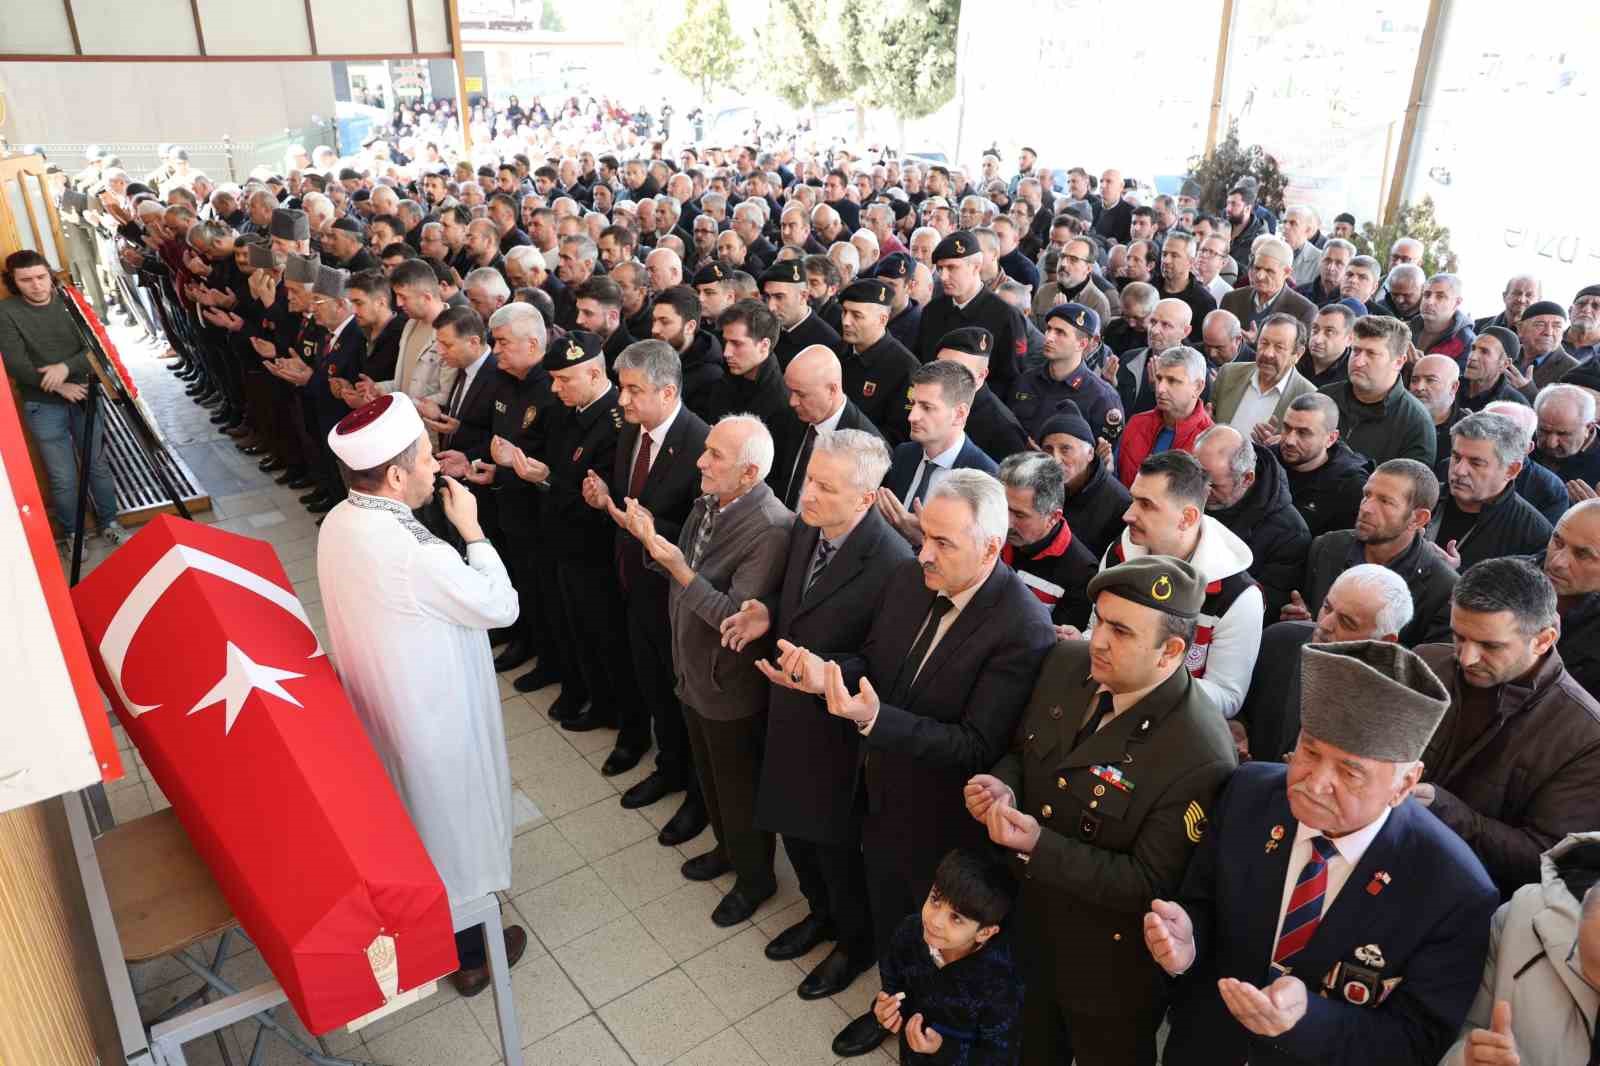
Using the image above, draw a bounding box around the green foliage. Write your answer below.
[538,0,564,31]
[1351,196,1458,275]
[663,0,745,105]
[1184,119,1288,216]
[757,0,957,121]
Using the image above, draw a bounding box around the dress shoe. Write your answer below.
[299,489,328,505]
[209,410,233,425]
[286,475,317,490]
[765,913,835,961]
[832,1011,890,1058]
[225,424,253,438]
[276,469,307,486]
[239,444,263,456]
[492,641,533,673]
[656,797,708,845]
[546,690,587,722]
[799,945,874,1000]
[513,663,560,693]
[258,458,284,473]
[680,849,732,882]
[448,925,530,998]
[560,708,616,733]
[199,393,223,408]
[620,770,682,811]
[600,745,644,777]
[711,884,773,927]
[306,497,337,514]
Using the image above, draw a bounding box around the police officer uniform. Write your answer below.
[914,230,1030,400]
[1010,304,1125,441]
[835,278,921,445]
[988,557,1237,1066]
[764,260,843,368]
[536,332,642,735]
[934,327,1030,462]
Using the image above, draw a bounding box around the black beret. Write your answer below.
[1038,402,1094,446]
[839,279,893,307]
[937,326,994,359]
[331,216,364,235]
[1478,325,1521,364]
[352,188,371,202]
[878,196,911,221]
[931,230,981,262]
[1577,284,1600,301]
[1043,302,1101,338]
[873,251,912,280]
[549,330,604,367]
[1087,555,1206,619]
[761,260,805,286]
[692,261,730,286]
[1522,300,1567,321]
[338,167,361,182]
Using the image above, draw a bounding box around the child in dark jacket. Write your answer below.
[872,849,1024,1064]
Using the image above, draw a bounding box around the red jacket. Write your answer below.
[1116,402,1213,485]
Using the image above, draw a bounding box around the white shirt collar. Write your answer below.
[941,570,987,616]
[646,401,682,447]
[925,432,966,467]
[1293,806,1391,867]
[328,314,356,345]
[461,348,491,382]
[1252,368,1288,395]
[816,398,847,433]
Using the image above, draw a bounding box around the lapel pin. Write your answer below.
[1366,870,1391,895]
[1266,824,1286,854]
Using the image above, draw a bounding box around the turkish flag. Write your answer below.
[71,515,456,1033]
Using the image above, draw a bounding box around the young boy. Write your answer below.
[873,849,1023,1064]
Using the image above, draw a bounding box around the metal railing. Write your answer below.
[32,122,338,185]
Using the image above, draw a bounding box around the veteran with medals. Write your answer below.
[967,556,1236,1066]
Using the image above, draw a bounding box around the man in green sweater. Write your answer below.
[0,250,127,548]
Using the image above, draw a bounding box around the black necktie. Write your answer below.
[910,459,935,505]
[805,537,835,596]
[1074,691,1116,749]
[892,596,953,700]
[446,371,466,418]
[785,424,817,509]
[1590,1011,1600,1066]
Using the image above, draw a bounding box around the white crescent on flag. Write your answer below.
[98,544,324,719]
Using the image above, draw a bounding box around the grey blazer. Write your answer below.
[661,481,794,720]
[1210,361,1316,428]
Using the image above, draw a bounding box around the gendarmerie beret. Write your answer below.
[839,278,893,307]
[937,326,994,359]
[1299,640,1449,763]
[1086,555,1205,619]
[761,260,805,286]
[692,261,730,286]
[283,253,321,284]
[873,252,912,280]
[1478,325,1521,364]
[1522,300,1568,321]
[1044,302,1101,338]
[269,207,309,241]
[931,230,980,262]
[549,330,603,367]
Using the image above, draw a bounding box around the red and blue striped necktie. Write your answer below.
[1272,835,1339,968]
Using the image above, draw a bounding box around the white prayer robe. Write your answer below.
[316,491,520,903]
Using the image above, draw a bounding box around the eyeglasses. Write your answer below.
[1060,254,1092,266]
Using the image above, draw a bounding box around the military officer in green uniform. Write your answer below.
[965,555,1237,1066]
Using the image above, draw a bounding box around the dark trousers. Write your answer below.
[452,900,509,971]
[500,520,557,660]
[784,835,874,962]
[623,581,694,791]
[861,811,938,962]
[683,707,775,894]
[1020,992,1161,1066]
[557,559,639,718]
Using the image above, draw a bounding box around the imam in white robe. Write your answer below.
[316,490,519,903]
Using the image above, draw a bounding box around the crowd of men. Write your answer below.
[32,135,1600,1066]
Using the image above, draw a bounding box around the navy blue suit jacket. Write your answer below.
[1165,762,1496,1066]
[882,435,998,501]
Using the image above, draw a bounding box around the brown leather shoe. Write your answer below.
[448,925,530,998]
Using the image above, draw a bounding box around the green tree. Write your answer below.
[1185,119,1288,215]
[663,0,745,107]
[539,0,564,31]
[1352,196,1458,275]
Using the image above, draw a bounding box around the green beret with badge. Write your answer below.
[1086,555,1205,619]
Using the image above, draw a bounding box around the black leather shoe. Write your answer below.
[560,708,616,733]
[258,458,284,473]
[306,497,337,514]
[766,914,835,961]
[711,884,773,927]
[239,444,263,456]
[600,745,644,777]
[832,1011,889,1058]
[656,797,708,845]
[513,663,560,693]
[680,849,732,882]
[546,691,587,722]
[799,945,874,1000]
[492,641,533,673]
[275,467,307,485]
[286,475,316,490]
[621,771,682,811]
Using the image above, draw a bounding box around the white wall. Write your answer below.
[0,61,337,146]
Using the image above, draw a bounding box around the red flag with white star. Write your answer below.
[71,516,457,1033]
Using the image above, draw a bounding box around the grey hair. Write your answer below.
[1427,272,1462,296]
[1203,307,1242,339]
[1154,345,1207,383]
[560,234,598,263]
[811,428,891,493]
[1535,383,1597,424]
[1285,204,1319,225]
[998,451,1066,515]
[420,221,443,239]
[488,301,546,347]
[1387,263,1425,287]
[1323,237,1357,257]
[465,267,510,301]
[910,225,940,246]
[927,469,1009,547]
[1120,282,1159,315]
[1163,230,1197,257]
[701,192,726,213]
[716,413,775,480]
[1483,401,1536,451]
[864,202,894,226]
[1391,237,1424,256]
[505,245,542,271]
[1197,426,1255,480]
[615,339,683,391]
[1253,236,1293,268]
[1329,563,1415,639]
[1450,411,1526,468]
